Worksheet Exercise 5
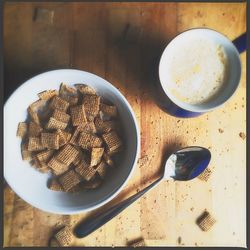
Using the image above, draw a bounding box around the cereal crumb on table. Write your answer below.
[239,132,246,140]
[218,128,224,133]
[177,236,182,244]
[198,168,212,182]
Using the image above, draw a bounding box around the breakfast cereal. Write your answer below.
[17,83,124,193]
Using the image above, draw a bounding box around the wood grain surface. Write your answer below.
[4,2,246,247]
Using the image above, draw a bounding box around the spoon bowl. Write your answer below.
[164,146,211,181]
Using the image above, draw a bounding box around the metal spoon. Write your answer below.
[74,146,211,238]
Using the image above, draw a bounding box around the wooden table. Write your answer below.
[4,2,246,247]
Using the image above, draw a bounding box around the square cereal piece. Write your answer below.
[48,179,63,191]
[29,121,43,137]
[69,127,81,145]
[41,132,59,150]
[67,96,79,106]
[198,168,212,182]
[50,96,69,112]
[78,132,102,150]
[47,157,69,175]
[76,122,96,134]
[58,169,81,192]
[102,131,123,153]
[103,152,114,166]
[94,161,107,179]
[28,106,40,124]
[72,154,82,166]
[100,103,117,117]
[64,131,72,142]
[28,137,45,151]
[57,130,67,147]
[74,84,96,95]
[82,94,100,121]
[77,132,92,148]
[89,134,103,148]
[36,149,54,163]
[72,148,84,166]
[57,129,71,147]
[70,105,87,126]
[52,109,70,123]
[55,144,79,165]
[38,89,58,100]
[83,122,97,133]
[21,143,33,161]
[94,117,117,134]
[90,147,104,167]
[76,125,86,132]
[128,238,146,247]
[46,117,68,130]
[53,226,74,247]
[196,210,216,231]
[75,162,96,181]
[17,122,28,138]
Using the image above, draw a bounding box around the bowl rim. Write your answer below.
[4,69,140,214]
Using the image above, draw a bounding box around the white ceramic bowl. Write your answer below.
[4,69,140,214]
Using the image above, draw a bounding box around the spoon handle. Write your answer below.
[74,176,163,238]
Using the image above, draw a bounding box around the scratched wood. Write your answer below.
[3,2,246,247]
